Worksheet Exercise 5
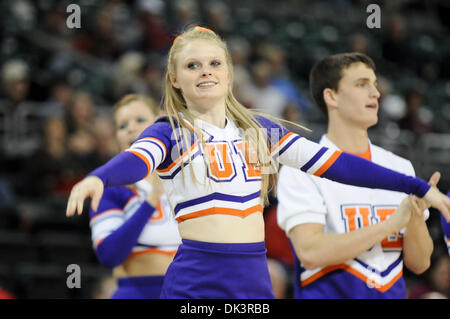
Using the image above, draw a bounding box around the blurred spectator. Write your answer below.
[0,59,30,105]
[172,0,200,32]
[398,87,437,134]
[87,8,123,59]
[43,3,70,39]
[65,91,96,135]
[377,76,407,125]
[9,0,36,32]
[112,51,146,99]
[245,59,289,117]
[113,51,165,103]
[23,116,75,198]
[282,105,303,129]
[91,115,119,166]
[381,15,414,72]
[40,77,74,118]
[348,33,369,55]
[26,116,67,194]
[228,36,252,107]
[139,55,165,104]
[0,59,44,158]
[64,91,100,179]
[204,1,234,37]
[257,42,310,115]
[102,0,142,51]
[138,0,172,52]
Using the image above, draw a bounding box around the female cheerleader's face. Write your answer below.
[170,39,231,111]
[114,100,156,150]
[332,62,381,129]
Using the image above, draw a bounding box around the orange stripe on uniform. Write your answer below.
[175,205,264,223]
[301,264,345,287]
[94,238,105,249]
[182,119,196,132]
[270,132,294,153]
[129,248,177,258]
[314,150,342,177]
[157,139,200,173]
[344,267,403,293]
[301,264,403,293]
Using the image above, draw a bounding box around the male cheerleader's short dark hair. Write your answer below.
[309,52,376,119]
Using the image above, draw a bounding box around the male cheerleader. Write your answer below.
[277,53,436,298]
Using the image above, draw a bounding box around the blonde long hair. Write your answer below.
[164,26,306,205]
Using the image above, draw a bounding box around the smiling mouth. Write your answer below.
[197,81,217,88]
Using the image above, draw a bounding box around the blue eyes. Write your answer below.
[187,62,198,69]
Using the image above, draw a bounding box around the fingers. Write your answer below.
[410,196,422,217]
[66,195,76,217]
[66,186,86,217]
[66,176,104,217]
[65,182,87,217]
[91,190,102,213]
[77,195,84,215]
[66,186,80,217]
[428,171,441,187]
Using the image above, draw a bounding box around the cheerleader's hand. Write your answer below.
[66,176,104,217]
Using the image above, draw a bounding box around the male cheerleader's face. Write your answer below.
[170,39,231,111]
[332,62,380,128]
[114,101,156,150]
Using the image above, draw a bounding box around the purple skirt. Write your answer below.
[111,275,165,299]
[160,239,275,299]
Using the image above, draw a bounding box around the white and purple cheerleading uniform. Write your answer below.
[89,114,430,299]
[89,180,181,299]
[278,135,430,299]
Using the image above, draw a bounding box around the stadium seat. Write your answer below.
[35,230,96,265]
[0,230,37,264]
